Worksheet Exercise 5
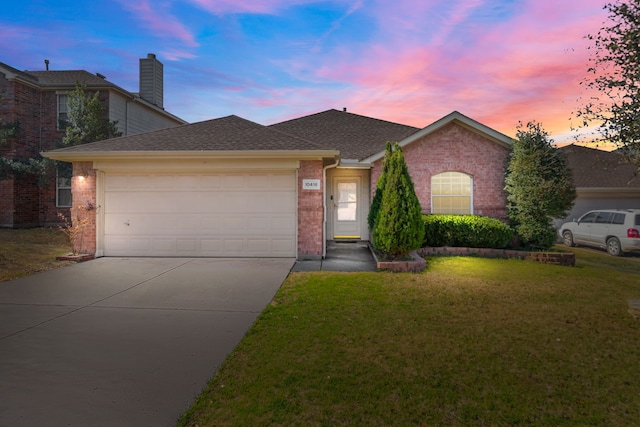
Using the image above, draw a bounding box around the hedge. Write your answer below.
[422,214,513,249]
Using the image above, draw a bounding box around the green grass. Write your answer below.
[179,253,640,426]
[0,227,72,282]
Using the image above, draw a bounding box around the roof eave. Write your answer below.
[576,186,640,193]
[41,149,340,162]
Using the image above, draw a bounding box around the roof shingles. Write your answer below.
[50,115,328,152]
[269,109,420,160]
[561,144,640,188]
[25,70,119,88]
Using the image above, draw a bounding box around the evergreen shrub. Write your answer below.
[422,214,513,249]
[372,143,423,258]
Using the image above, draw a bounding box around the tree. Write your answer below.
[372,143,423,258]
[1,85,121,178]
[505,122,576,250]
[367,141,393,231]
[62,84,121,146]
[576,0,640,168]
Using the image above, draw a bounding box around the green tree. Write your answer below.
[576,0,640,168]
[62,84,121,146]
[367,141,393,231]
[505,122,576,250]
[372,143,423,258]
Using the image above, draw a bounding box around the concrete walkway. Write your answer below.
[0,257,293,427]
[292,241,377,272]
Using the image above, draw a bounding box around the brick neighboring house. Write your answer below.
[43,109,513,259]
[0,54,186,228]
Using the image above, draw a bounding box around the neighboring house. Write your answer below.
[0,54,186,227]
[558,144,640,223]
[42,109,513,259]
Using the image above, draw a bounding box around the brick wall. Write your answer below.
[70,162,97,255]
[371,123,509,219]
[0,178,14,226]
[0,72,91,227]
[297,160,324,258]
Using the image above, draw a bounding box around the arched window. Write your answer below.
[431,172,473,215]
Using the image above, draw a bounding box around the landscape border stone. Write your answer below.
[417,247,575,266]
[369,246,428,273]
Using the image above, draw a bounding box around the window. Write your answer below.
[56,164,72,207]
[431,172,472,215]
[579,212,598,223]
[57,93,68,130]
[337,182,357,221]
[596,212,612,223]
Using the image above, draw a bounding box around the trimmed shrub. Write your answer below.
[368,142,393,232]
[372,143,423,258]
[423,214,513,249]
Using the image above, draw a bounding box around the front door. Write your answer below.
[333,177,361,239]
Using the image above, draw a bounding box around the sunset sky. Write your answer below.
[2,0,611,143]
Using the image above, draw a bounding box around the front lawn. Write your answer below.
[0,227,72,282]
[179,251,640,426]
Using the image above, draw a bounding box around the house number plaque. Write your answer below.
[302,179,321,190]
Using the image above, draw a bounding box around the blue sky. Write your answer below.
[1,0,610,142]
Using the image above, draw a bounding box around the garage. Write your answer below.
[102,171,297,257]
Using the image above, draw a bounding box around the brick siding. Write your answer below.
[70,162,97,255]
[371,122,509,220]
[0,71,97,227]
[297,160,324,258]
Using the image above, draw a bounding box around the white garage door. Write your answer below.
[103,172,296,257]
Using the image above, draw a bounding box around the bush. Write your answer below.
[372,143,423,258]
[368,142,392,232]
[505,121,575,250]
[423,215,513,249]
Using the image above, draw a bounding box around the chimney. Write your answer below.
[44,59,49,71]
[139,53,163,108]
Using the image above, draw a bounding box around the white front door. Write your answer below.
[333,177,361,239]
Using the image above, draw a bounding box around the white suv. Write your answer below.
[559,209,640,256]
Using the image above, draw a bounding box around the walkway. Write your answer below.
[292,241,377,272]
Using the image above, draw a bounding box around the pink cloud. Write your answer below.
[188,0,355,15]
[117,0,198,48]
[160,48,198,61]
[293,0,610,141]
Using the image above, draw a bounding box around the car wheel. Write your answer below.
[562,231,574,247]
[607,237,622,256]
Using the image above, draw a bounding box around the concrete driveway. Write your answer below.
[0,257,294,427]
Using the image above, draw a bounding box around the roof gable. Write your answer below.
[270,109,420,160]
[362,111,512,163]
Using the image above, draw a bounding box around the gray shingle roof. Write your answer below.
[49,115,328,153]
[24,70,119,88]
[560,144,640,188]
[269,109,420,160]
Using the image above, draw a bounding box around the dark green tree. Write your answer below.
[505,122,576,250]
[367,141,393,231]
[576,0,640,168]
[372,143,423,258]
[62,84,121,146]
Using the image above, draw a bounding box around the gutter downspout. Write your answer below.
[322,156,340,258]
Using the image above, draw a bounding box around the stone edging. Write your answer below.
[56,254,95,262]
[417,247,576,266]
[368,245,428,273]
